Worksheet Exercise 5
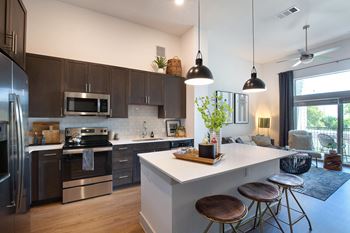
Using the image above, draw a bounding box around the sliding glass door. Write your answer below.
[342,102,350,164]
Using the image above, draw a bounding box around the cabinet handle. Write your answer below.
[61,107,63,117]
[145,96,147,104]
[148,96,151,104]
[6,201,15,208]
[88,83,91,92]
[85,83,88,93]
[110,108,113,117]
[118,147,128,151]
[118,175,129,179]
[119,159,129,163]
[14,33,18,55]
[43,153,57,157]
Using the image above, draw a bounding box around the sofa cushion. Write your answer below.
[235,137,244,144]
[236,136,257,146]
[252,135,272,147]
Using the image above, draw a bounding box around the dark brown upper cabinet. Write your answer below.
[27,53,64,118]
[147,73,164,106]
[88,63,110,94]
[64,60,88,93]
[64,60,110,94]
[159,76,186,119]
[0,0,26,69]
[129,70,147,105]
[110,67,129,118]
[129,70,164,106]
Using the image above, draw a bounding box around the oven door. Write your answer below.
[64,92,110,116]
[61,147,112,182]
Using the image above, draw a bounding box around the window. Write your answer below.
[294,70,350,163]
[295,70,350,96]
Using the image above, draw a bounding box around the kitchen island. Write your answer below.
[138,143,295,233]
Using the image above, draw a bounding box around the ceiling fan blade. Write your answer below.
[314,47,338,57]
[292,60,302,67]
[276,57,299,64]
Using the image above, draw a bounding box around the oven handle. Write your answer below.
[62,147,113,155]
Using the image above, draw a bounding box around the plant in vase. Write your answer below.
[195,93,233,153]
[153,56,167,73]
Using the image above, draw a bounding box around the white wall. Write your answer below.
[260,37,350,144]
[23,0,181,71]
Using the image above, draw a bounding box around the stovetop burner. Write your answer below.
[63,127,111,150]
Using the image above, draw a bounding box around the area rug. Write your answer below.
[294,167,350,201]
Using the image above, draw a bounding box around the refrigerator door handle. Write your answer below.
[10,94,25,211]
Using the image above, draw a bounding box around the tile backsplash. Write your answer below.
[29,105,184,139]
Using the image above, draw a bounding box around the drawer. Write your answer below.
[113,152,133,169]
[114,145,132,152]
[113,169,133,187]
[38,150,62,160]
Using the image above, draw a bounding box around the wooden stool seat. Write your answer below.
[238,182,280,203]
[195,195,247,223]
[268,174,304,188]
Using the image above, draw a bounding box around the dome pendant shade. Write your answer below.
[242,67,266,93]
[185,52,214,85]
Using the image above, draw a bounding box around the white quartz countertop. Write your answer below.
[138,143,296,184]
[26,137,193,153]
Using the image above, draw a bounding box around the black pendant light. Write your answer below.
[185,0,214,85]
[242,0,266,93]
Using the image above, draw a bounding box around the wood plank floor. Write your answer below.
[28,186,144,233]
[26,167,350,233]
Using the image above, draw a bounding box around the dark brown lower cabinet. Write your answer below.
[31,150,62,203]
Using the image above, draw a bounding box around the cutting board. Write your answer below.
[32,122,60,144]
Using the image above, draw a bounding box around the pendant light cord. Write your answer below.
[197,0,202,59]
[252,0,255,67]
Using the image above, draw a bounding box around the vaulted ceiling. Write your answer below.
[58,0,350,63]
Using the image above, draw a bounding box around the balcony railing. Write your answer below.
[305,127,350,163]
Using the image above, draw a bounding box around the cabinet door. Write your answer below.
[37,150,62,201]
[88,63,110,93]
[27,54,63,117]
[0,0,10,53]
[9,0,26,69]
[159,76,186,118]
[129,70,147,105]
[64,60,88,92]
[110,67,129,118]
[147,73,164,106]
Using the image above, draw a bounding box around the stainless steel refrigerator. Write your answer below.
[0,51,30,233]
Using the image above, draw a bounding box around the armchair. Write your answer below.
[288,130,322,167]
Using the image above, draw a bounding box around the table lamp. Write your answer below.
[258,117,271,136]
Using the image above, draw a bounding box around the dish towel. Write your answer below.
[82,149,94,171]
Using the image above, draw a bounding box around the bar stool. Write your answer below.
[268,174,312,233]
[195,195,248,233]
[237,182,285,233]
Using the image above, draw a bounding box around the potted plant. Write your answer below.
[195,93,233,153]
[153,56,167,73]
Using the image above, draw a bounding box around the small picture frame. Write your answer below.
[216,90,234,124]
[166,120,181,137]
[234,93,249,124]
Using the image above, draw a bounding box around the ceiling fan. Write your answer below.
[277,25,338,67]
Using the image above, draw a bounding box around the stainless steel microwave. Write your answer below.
[64,92,110,116]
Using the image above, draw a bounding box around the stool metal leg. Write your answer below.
[203,221,213,233]
[236,200,254,230]
[276,188,285,215]
[258,202,264,233]
[229,224,238,233]
[285,188,294,233]
[253,202,260,229]
[289,189,313,231]
[266,203,285,233]
[220,223,224,233]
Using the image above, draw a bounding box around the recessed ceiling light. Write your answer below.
[175,0,184,6]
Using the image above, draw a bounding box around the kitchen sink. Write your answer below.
[132,138,164,142]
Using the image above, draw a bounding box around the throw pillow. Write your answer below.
[222,137,235,144]
[235,137,244,144]
[290,134,313,150]
[252,135,272,147]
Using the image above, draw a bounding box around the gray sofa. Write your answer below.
[222,135,279,149]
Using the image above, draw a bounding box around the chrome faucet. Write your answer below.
[141,121,148,138]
